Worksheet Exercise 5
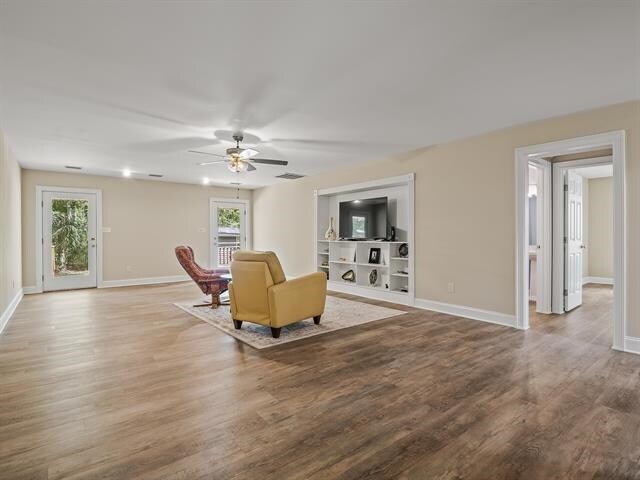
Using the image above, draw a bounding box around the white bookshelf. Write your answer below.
[314,174,415,306]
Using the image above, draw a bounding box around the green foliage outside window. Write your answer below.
[218,207,240,228]
[52,199,89,273]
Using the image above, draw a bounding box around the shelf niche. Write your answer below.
[315,174,414,305]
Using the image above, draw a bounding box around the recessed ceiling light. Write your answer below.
[202,177,210,185]
[353,200,361,204]
[122,169,132,177]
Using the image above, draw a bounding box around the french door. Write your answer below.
[42,191,98,291]
[210,200,248,268]
[564,171,584,311]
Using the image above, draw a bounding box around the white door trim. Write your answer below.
[515,131,626,352]
[209,197,251,268]
[528,158,552,314]
[35,185,104,293]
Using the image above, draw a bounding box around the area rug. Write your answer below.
[174,296,405,349]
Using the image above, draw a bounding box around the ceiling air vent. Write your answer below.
[276,173,305,180]
[64,165,82,170]
[148,174,163,178]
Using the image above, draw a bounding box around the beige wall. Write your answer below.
[588,177,613,279]
[253,101,640,335]
[0,129,22,318]
[582,178,589,278]
[22,170,250,287]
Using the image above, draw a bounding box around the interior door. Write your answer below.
[43,191,97,291]
[211,201,247,268]
[565,171,584,311]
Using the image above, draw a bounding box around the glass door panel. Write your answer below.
[211,201,247,268]
[43,191,97,291]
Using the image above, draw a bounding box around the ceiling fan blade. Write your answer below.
[198,160,228,166]
[246,163,257,172]
[188,150,228,158]
[238,148,260,159]
[250,158,288,166]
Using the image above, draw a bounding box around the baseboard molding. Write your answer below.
[583,276,613,285]
[100,275,190,288]
[624,336,640,355]
[414,298,517,328]
[23,286,42,295]
[0,288,23,335]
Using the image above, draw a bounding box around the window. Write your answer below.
[352,215,366,238]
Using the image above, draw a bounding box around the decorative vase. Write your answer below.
[369,269,378,286]
[325,217,337,240]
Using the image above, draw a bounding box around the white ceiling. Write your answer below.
[577,164,613,179]
[0,1,637,189]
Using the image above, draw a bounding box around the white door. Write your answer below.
[210,201,247,268]
[43,191,98,291]
[565,171,584,311]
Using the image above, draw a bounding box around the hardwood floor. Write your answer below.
[1,283,639,479]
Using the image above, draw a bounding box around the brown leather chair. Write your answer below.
[175,246,229,308]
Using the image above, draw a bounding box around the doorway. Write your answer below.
[552,158,613,314]
[515,131,626,351]
[209,198,250,268]
[38,188,101,292]
[529,161,614,344]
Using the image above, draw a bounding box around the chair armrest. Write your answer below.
[268,272,327,327]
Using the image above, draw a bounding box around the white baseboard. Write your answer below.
[0,288,23,334]
[583,276,613,285]
[100,275,190,288]
[624,336,640,355]
[23,286,41,295]
[414,298,517,328]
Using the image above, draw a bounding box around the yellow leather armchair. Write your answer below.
[229,251,327,338]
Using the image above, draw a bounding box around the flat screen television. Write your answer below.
[339,197,388,240]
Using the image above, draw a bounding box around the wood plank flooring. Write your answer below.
[1,283,638,479]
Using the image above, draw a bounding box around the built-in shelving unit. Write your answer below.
[314,174,415,305]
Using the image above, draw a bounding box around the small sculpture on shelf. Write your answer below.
[342,269,355,282]
[398,243,409,258]
[369,269,378,286]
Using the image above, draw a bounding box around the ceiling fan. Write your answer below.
[188,133,288,172]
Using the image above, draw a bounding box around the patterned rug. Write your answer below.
[174,296,406,349]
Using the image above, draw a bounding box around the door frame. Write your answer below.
[35,186,104,293]
[552,156,613,314]
[528,158,552,315]
[209,197,251,268]
[515,130,626,351]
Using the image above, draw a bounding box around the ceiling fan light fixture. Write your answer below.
[227,158,248,173]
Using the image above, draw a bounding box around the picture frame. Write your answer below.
[368,247,381,264]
